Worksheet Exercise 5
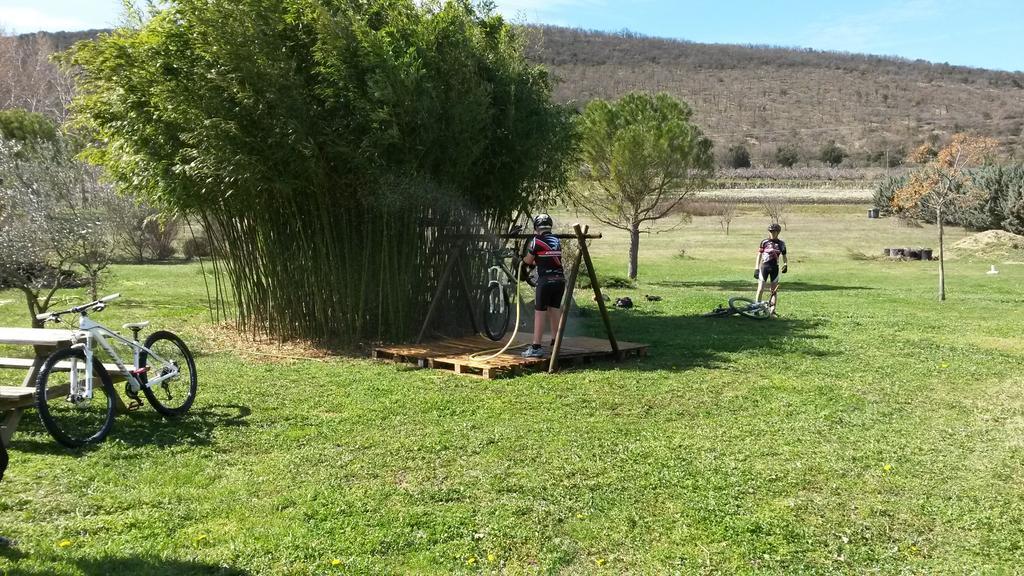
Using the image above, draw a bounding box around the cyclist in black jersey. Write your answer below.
[754,223,788,314]
[521,213,565,358]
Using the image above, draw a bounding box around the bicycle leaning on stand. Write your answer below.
[34,293,198,448]
[480,244,537,341]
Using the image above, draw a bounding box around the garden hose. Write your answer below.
[469,259,527,361]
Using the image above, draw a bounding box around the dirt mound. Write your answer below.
[950,230,1024,260]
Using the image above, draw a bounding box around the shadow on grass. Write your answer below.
[0,552,250,575]
[648,279,872,292]
[573,307,830,371]
[9,404,251,456]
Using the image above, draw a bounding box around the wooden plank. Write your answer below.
[0,357,131,376]
[372,333,647,379]
[0,328,75,347]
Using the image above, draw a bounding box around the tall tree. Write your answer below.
[893,133,999,300]
[572,92,713,279]
[67,0,575,343]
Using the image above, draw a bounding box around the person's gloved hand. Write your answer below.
[517,260,533,280]
[754,269,760,279]
[782,264,788,274]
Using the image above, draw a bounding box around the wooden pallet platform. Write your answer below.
[372,333,647,379]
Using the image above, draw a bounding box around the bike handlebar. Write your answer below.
[35,293,121,321]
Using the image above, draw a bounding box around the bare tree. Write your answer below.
[760,195,789,229]
[717,201,737,235]
[0,31,76,120]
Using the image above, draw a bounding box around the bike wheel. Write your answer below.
[35,347,116,448]
[139,330,198,417]
[728,296,770,320]
[481,284,511,341]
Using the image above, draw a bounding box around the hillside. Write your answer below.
[4,26,1024,167]
[524,26,1024,166]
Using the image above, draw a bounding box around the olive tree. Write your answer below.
[0,136,117,324]
[572,92,714,279]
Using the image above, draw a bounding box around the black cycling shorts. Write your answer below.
[535,276,566,311]
[760,262,780,283]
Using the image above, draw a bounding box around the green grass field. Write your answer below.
[2,206,1023,575]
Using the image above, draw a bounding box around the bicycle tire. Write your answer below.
[728,296,770,320]
[481,284,511,341]
[35,347,116,448]
[139,330,198,417]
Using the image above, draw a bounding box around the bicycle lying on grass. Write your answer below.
[704,288,778,320]
[34,294,197,448]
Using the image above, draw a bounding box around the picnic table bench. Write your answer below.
[0,327,131,445]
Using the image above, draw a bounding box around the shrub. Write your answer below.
[141,217,179,260]
[774,144,799,168]
[971,164,1024,233]
[183,234,211,260]
[874,175,909,216]
[820,141,847,167]
[578,273,635,290]
[726,144,751,169]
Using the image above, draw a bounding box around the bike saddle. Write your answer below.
[122,321,150,330]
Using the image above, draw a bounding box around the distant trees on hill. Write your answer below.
[5,25,1024,168]
[525,25,1024,165]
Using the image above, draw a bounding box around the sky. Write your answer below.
[2,0,1022,72]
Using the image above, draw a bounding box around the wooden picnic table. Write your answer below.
[0,327,130,446]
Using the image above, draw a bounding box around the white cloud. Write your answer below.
[0,5,89,33]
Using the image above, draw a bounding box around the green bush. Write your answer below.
[0,109,57,143]
[820,141,847,167]
[578,273,635,290]
[893,165,1024,232]
[726,144,751,169]
[183,235,211,260]
[873,175,908,216]
[774,144,799,168]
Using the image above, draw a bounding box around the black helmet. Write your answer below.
[768,223,782,232]
[533,213,553,230]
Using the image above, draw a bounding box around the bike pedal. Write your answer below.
[130,367,149,376]
[126,399,144,411]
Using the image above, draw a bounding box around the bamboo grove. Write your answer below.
[66,0,576,343]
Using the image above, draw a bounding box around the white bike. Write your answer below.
[34,293,197,448]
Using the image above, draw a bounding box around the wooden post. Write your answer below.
[455,263,480,336]
[416,247,459,344]
[548,225,588,373]
[576,223,619,356]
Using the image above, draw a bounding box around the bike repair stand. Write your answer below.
[410,223,624,374]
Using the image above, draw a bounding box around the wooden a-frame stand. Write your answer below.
[413,223,620,374]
